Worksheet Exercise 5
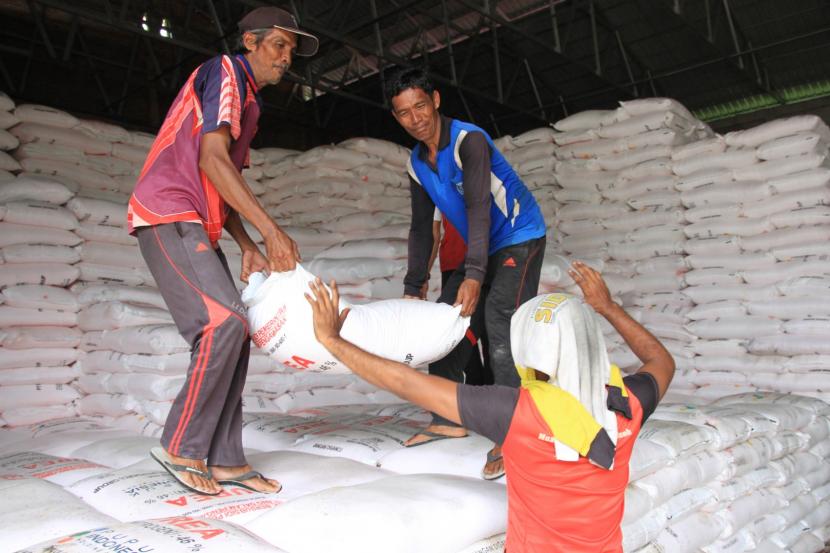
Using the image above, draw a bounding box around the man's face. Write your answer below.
[246,28,297,86]
[390,87,441,143]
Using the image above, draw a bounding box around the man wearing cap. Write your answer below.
[385,68,547,479]
[305,262,675,553]
[128,7,318,496]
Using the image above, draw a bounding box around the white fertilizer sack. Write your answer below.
[243,265,469,373]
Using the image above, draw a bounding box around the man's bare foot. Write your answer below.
[153,448,221,495]
[403,424,468,447]
[210,464,281,494]
[482,445,505,480]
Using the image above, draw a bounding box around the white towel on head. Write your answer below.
[510,293,618,463]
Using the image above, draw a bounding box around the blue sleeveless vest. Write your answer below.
[408,119,546,254]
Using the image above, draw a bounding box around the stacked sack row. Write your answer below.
[0,93,86,426]
[254,137,426,303]
[675,115,830,401]
[623,392,830,553]
[546,98,713,375]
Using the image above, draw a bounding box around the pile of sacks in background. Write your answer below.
[492,98,829,405]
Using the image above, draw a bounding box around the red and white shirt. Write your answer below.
[128,54,261,245]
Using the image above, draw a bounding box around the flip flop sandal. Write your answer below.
[404,429,468,448]
[150,447,220,496]
[481,448,505,480]
[216,470,282,494]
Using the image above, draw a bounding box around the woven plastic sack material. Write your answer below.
[2,284,79,311]
[0,107,19,128]
[598,110,696,139]
[66,196,125,226]
[0,478,118,552]
[629,437,674,482]
[67,466,282,525]
[77,393,137,417]
[623,485,654,525]
[757,131,827,160]
[744,185,830,219]
[734,152,828,181]
[19,516,285,553]
[246,473,507,553]
[767,167,830,194]
[13,104,80,128]
[622,508,668,552]
[638,419,718,457]
[81,324,188,355]
[743,257,830,287]
[18,157,119,192]
[0,451,108,486]
[78,241,143,268]
[725,115,830,148]
[0,326,82,349]
[77,301,172,331]
[553,109,620,132]
[294,145,382,169]
[243,265,468,373]
[75,283,165,310]
[0,305,77,328]
[338,136,409,165]
[684,281,779,303]
[673,148,758,177]
[286,413,424,465]
[3,200,78,230]
[455,535,507,553]
[1,243,80,264]
[556,136,618,160]
[687,316,784,340]
[0,174,74,204]
[509,127,556,148]
[652,511,727,553]
[0,149,21,171]
[378,432,494,479]
[0,261,80,288]
[0,365,80,386]
[240,450,392,503]
[321,210,408,233]
[680,180,769,209]
[315,238,407,260]
[76,261,153,287]
[239,412,331,451]
[749,228,830,255]
[0,382,80,411]
[74,221,137,246]
[686,301,747,321]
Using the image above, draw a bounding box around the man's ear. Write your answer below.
[243,31,257,52]
[432,90,441,111]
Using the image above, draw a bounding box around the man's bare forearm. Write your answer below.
[320,335,461,425]
[600,302,670,367]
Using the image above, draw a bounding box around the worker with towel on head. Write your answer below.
[304,261,674,553]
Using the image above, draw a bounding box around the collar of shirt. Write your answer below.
[236,54,263,107]
[416,114,453,163]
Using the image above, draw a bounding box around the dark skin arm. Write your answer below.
[306,278,462,424]
[200,126,300,274]
[569,261,675,399]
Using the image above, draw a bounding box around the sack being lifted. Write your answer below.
[242,265,470,373]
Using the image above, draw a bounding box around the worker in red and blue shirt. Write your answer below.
[386,68,547,479]
[305,261,675,553]
[128,7,318,496]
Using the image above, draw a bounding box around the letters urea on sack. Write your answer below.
[242,264,470,374]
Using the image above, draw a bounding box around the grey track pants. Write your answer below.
[136,222,249,466]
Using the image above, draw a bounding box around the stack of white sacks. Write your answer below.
[255,137,432,304]
[678,116,830,400]
[623,392,830,553]
[2,92,830,553]
[542,99,714,376]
